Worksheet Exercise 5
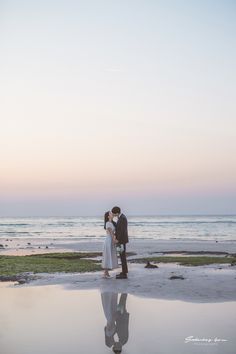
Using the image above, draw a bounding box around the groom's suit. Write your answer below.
[115,213,129,274]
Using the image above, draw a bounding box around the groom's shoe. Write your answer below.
[116,273,128,279]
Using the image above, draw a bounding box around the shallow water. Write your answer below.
[0,282,235,354]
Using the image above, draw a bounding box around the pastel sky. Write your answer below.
[0,0,236,216]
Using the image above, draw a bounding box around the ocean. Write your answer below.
[0,215,236,242]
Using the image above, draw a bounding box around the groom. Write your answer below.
[112,206,129,279]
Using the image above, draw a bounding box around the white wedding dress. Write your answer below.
[102,221,119,270]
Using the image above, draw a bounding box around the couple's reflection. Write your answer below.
[101,292,129,353]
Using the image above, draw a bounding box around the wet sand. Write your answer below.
[1,238,236,256]
[1,282,236,354]
[1,238,236,353]
[8,261,235,303]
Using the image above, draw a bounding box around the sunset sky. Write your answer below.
[1,0,236,216]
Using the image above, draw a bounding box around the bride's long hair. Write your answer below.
[104,211,110,230]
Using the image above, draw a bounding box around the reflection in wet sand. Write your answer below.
[101,292,129,353]
[0,283,236,354]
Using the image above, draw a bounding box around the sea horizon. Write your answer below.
[1,213,236,218]
[1,215,236,242]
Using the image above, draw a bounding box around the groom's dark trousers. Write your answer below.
[120,244,128,274]
[116,214,129,274]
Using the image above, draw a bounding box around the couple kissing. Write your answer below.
[102,206,129,279]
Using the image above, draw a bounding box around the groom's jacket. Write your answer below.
[116,214,129,244]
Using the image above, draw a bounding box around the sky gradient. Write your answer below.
[1,0,236,216]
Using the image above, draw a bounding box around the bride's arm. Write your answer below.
[107,227,118,244]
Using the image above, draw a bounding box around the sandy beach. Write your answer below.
[1,238,236,354]
[1,237,236,256]
[1,237,236,353]
[1,238,236,303]
[14,262,235,303]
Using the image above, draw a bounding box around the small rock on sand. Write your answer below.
[169,275,185,280]
[145,261,158,269]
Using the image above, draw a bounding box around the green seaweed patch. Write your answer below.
[130,256,236,266]
[27,252,102,259]
[0,252,102,277]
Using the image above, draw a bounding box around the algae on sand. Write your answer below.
[0,252,101,277]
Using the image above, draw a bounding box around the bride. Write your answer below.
[102,211,119,278]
